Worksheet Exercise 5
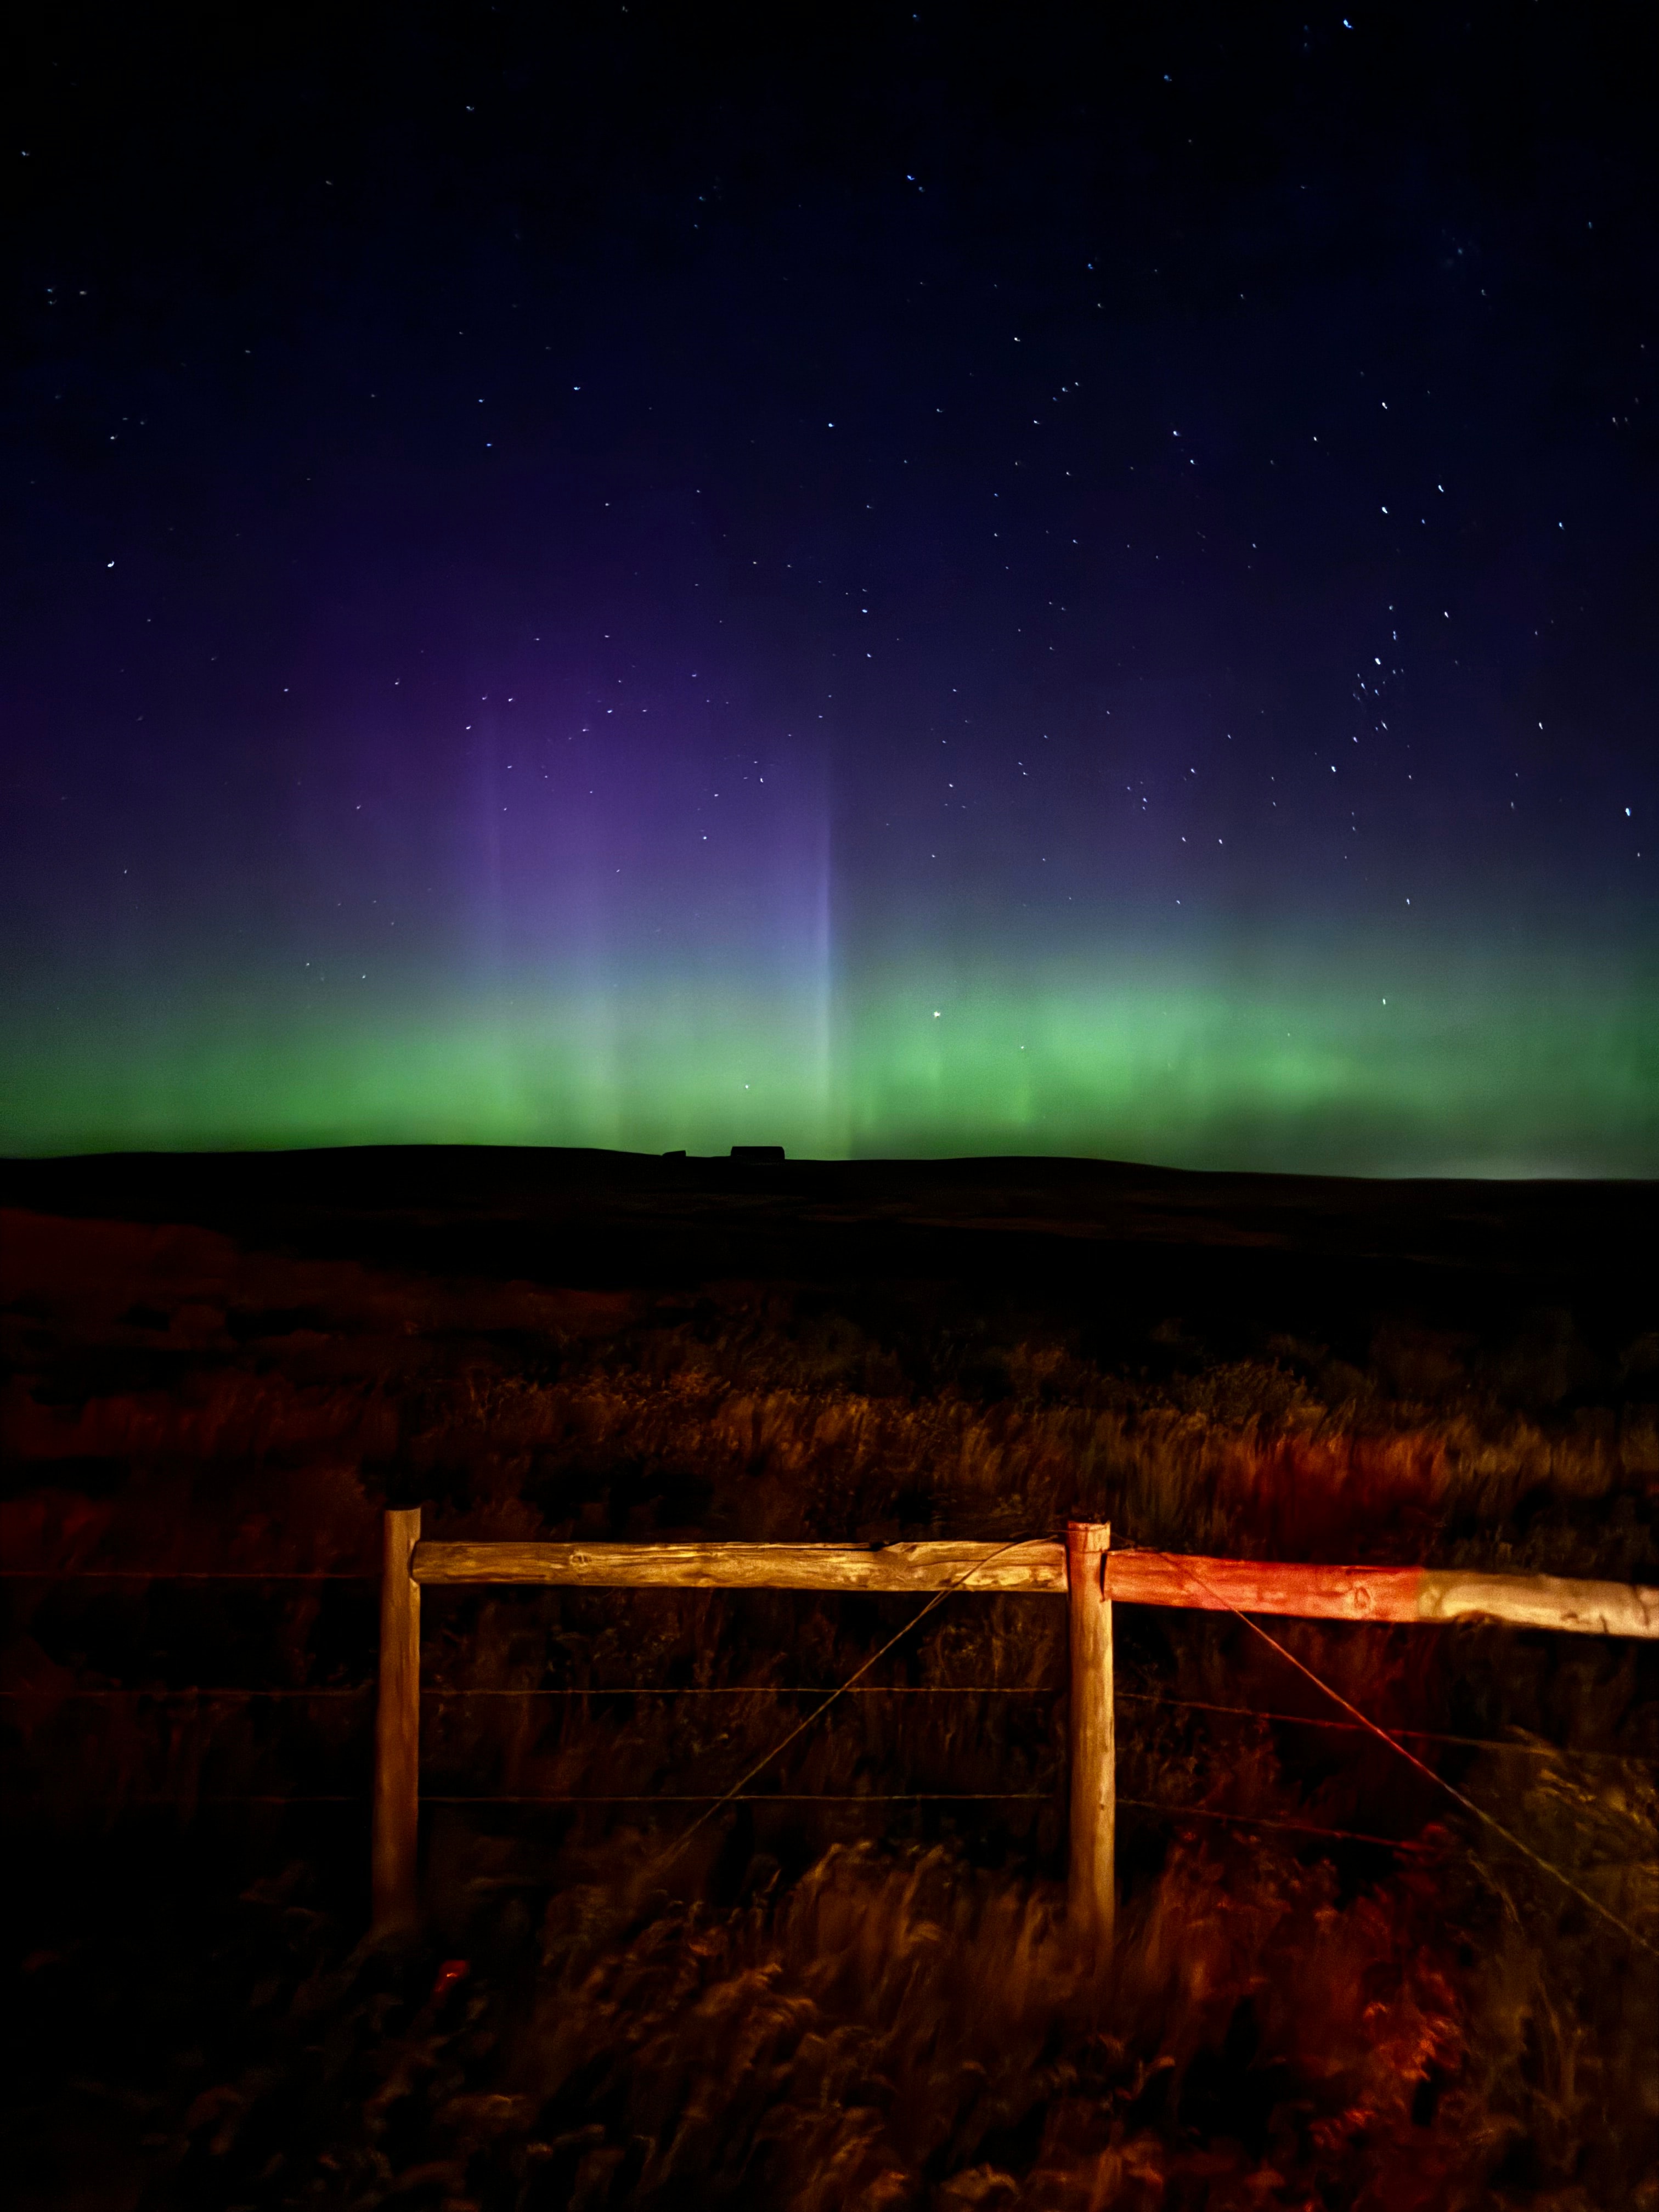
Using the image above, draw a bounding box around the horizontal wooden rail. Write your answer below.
[376,1520,1659,1940]
[410,1540,1659,1639]
[1108,1555,1659,1639]
[413,1538,1065,1593]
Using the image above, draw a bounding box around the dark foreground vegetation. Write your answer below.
[3,1149,1657,2209]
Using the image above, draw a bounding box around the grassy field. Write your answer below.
[3,1152,1656,2208]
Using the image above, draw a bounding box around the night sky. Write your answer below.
[7,5,1655,1171]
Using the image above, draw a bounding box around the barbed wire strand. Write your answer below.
[0,1792,1583,1869]
[428,1791,1050,1804]
[1118,1691,1653,1764]
[7,1682,1650,1766]
[1116,1797,1439,1854]
[0,1570,374,1580]
[1155,1551,1658,1959]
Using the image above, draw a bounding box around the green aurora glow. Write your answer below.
[7,945,1654,1175]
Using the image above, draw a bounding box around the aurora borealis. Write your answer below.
[6,6,1655,1172]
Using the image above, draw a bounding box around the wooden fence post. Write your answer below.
[373,1506,422,1934]
[1066,1520,1114,1957]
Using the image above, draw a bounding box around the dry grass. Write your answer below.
[3,1204,1657,2207]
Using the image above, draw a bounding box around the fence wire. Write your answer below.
[1152,1551,1659,1959]
[4,1683,1650,1768]
[8,1549,1655,1949]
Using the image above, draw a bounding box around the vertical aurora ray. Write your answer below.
[4,910,1653,1173]
[4,10,1654,1175]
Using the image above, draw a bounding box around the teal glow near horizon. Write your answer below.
[8,943,1654,1176]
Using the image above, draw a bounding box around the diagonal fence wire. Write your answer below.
[1152,1550,1659,1959]
[660,1532,1053,1862]
[9,1550,1653,1891]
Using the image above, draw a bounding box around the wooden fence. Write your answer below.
[374,1510,1659,1946]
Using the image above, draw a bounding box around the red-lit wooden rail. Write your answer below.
[374,1514,1659,1946]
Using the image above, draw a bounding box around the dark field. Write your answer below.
[3,1148,1657,2209]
